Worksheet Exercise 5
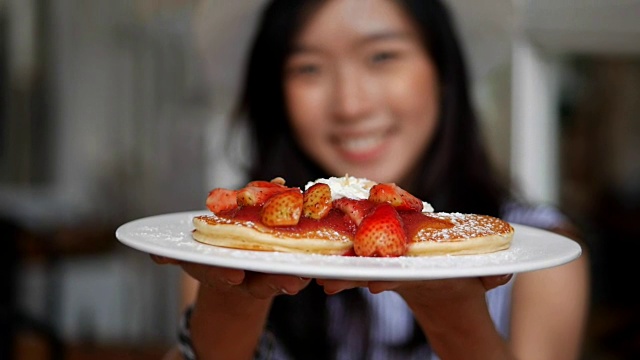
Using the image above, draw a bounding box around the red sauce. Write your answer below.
[218,206,356,238]
[215,200,454,243]
[399,211,454,239]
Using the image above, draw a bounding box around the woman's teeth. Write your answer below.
[339,134,384,153]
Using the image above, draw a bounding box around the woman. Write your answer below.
[157,0,590,358]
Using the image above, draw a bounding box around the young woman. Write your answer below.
[156,0,590,358]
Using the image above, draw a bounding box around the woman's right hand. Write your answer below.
[152,255,311,360]
[151,254,312,300]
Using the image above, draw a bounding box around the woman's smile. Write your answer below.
[285,0,439,183]
[331,126,398,163]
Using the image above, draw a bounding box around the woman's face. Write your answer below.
[284,0,439,184]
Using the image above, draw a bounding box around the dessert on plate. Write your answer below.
[192,176,514,257]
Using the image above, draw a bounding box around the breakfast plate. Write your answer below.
[116,211,582,280]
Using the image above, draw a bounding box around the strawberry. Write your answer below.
[269,177,286,186]
[206,188,239,214]
[333,198,376,225]
[368,183,423,211]
[354,203,407,257]
[303,183,333,219]
[237,184,290,206]
[246,179,287,188]
[261,189,303,226]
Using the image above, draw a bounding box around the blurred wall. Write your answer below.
[3,0,214,347]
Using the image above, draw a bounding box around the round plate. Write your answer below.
[115,211,582,280]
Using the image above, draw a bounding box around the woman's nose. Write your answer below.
[331,66,374,121]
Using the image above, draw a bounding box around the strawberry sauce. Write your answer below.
[399,211,454,240]
[214,200,454,243]
[217,206,357,238]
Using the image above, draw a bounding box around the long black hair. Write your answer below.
[233,0,511,215]
[229,0,512,357]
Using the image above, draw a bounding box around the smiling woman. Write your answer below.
[283,0,439,184]
[154,1,590,359]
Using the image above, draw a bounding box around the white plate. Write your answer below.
[116,211,583,280]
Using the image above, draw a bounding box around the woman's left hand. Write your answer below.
[318,274,516,359]
[316,274,512,308]
[317,274,512,296]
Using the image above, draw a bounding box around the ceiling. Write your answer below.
[446,0,640,80]
[521,0,640,55]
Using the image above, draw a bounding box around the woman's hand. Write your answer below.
[316,274,512,298]
[151,254,312,300]
[152,254,313,360]
[317,275,516,359]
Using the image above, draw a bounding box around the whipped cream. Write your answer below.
[421,201,435,213]
[305,175,434,213]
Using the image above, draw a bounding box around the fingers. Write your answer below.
[368,275,514,301]
[367,281,399,294]
[480,274,513,291]
[149,255,247,288]
[151,251,511,301]
[180,262,246,288]
[154,259,511,311]
[244,273,312,299]
[150,254,180,265]
[213,267,246,285]
[316,279,368,294]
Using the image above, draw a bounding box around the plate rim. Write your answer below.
[115,210,583,280]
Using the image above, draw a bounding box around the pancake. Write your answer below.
[192,212,513,257]
[406,213,514,256]
[193,214,353,255]
[192,176,514,257]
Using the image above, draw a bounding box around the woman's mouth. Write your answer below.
[333,131,392,162]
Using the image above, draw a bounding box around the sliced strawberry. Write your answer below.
[261,189,303,226]
[206,188,239,214]
[245,179,287,188]
[333,198,376,226]
[237,185,290,206]
[303,183,333,219]
[269,177,286,186]
[354,203,407,257]
[368,183,423,211]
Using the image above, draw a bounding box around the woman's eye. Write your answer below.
[370,51,398,64]
[288,63,320,76]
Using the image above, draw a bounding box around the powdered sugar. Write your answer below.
[415,212,513,242]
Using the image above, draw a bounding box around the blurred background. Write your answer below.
[1,0,639,359]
